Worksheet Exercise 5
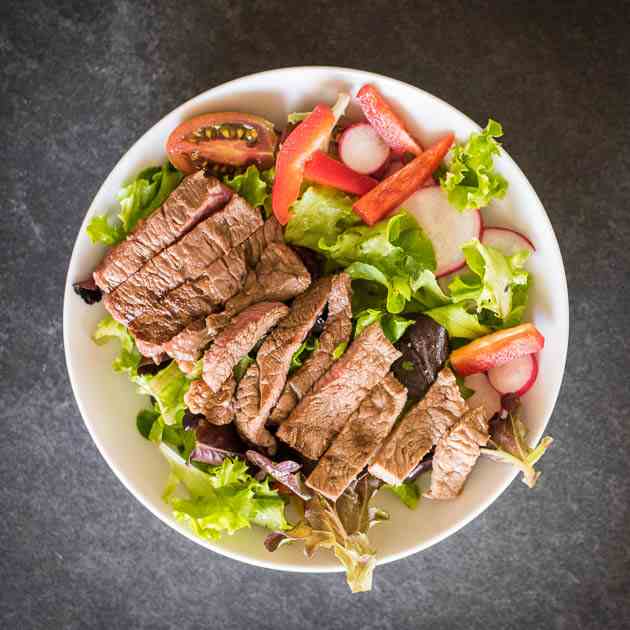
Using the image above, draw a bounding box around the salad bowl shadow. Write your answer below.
[64,66,569,573]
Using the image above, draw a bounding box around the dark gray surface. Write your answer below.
[1,1,629,628]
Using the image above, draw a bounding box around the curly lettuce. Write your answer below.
[385,480,420,509]
[161,446,288,540]
[87,162,183,246]
[439,119,508,211]
[223,165,274,215]
[285,186,438,314]
[92,315,191,426]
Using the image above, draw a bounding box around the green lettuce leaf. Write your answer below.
[286,186,437,315]
[136,406,160,439]
[439,119,508,211]
[354,308,414,343]
[284,185,360,251]
[424,303,491,339]
[135,361,190,426]
[87,162,183,246]
[93,315,191,426]
[92,315,142,377]
[160,446,288,540]
[289,335,319,373]
[223,165,274,211]
[385,480,420,509]
[450,239,530,323]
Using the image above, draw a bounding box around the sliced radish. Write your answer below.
[404,186,482,276]
[481,227,535,257]
[464,373,501,418]
[488,353,538,396]
[339,123,390,174]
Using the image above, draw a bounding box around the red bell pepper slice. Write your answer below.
[450,323,545,376]
[353,133,454,225]
[304,151,377,196]
[272,104,335,225]
[356,84,422,155]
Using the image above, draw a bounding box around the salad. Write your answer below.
[75,84,552,592]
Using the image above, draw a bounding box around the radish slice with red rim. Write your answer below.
[481,227,535,256]
[339,123,391,174]
[488,353,538,396]
[404,186,483,277]
[464,373,501,418]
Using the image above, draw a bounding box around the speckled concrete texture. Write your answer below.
[1,1,629,628]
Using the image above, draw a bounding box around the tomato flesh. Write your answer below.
[166,112,278,174]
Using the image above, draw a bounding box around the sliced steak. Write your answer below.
[232,278,331,455]
[270,272,352,424]
[94,172,232,292]
[306,373,407,501]
[202,302,289,393]
[163,318,212,362]
[206,242,311,338]
[368,367,467,485]
[184,377,236,425]
[243,215,283,267]
[128,245,248,344]
[256,276,332,422]
[234,363,277,454]
[135,338,167,363]
[128,216,280,345]
[103,196,262,325]
[424,406,489,500]
[276,323,401,460]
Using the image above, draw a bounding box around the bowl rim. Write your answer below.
[63,65,569,573]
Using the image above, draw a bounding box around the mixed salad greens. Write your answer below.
[81,85,553,593]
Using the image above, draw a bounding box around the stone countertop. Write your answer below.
[1,1,629,628]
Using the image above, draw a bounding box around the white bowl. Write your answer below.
[63,66,569,573]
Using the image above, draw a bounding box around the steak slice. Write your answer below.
[163,317,211,362]
[94,172,232,292]
[135,337,167,363]
[234,363,277,454]
[368,367,467,485]
[128,245,248,344]
[306,373,407,501]
[256,276,332,420]
[270,272,352,424]
[276,323,401,460]
[202,302,289,393]
[243,216,283,267]
[184,377,236,425]
[103,196,262,325]
[127,216,281,345]
[424,406,489,500]
[205,242,311,338]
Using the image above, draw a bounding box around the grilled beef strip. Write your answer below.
[128,216,282,345]
[306,373,407,501]
[205,242,311,339]
[270,272,352,424]
[162,318,211,362]
[94,172,232,292]
[128,245,248,344]
[368,367,467,486]
[276,323,401,460]
[234,363,278,455]
[424,406,489,500]
[103,196,262,325]
[184,377,236,425]
[202,302,289,393]
[233,278,332,454]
